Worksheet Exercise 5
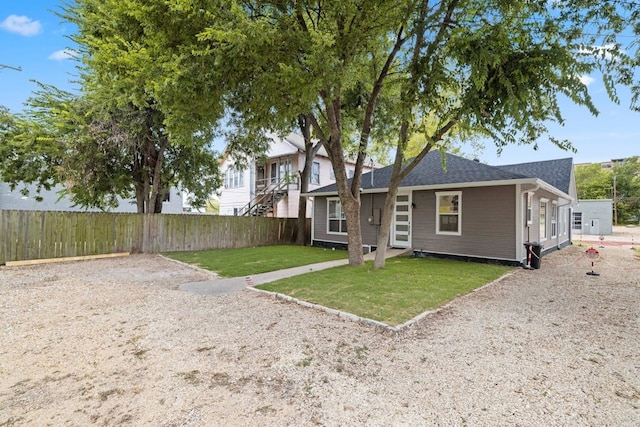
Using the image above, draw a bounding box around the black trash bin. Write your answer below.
[524,242,543,269]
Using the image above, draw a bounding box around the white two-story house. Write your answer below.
[219,132,374,218]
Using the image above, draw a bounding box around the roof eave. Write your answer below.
[304,177,573,200]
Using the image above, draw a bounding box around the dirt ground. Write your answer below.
[1,243,639,426]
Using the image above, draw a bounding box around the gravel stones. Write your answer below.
[1,246,639,426]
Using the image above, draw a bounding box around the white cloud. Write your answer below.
[0,15,42,36]
[49,49,76,61]
[579,75,596,87]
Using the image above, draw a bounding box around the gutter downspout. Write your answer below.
[519,183,540,265]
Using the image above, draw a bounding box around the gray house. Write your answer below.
[307,151,577,265]
[572,199,613,236]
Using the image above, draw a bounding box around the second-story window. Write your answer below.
[271,159,292,183]
[310,161,320,184]
[225,168,244,188]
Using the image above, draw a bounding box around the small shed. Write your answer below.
[572,199,613,236]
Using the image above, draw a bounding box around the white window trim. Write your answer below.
[539,198,548,242]
[436,191,462,236]
[225,167,244,189]
[326,197,347,235]
[560,206,568,237]
[526,192,533,225]
[551,201,558,239]
[572,211,583,231]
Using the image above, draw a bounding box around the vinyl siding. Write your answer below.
[412,185,517,260]
[517,184,573,259]
[312,193,386,246]
[361,193,388,245]
[312,195,347,244]
[314,186,520,260]
[218,158,252,216]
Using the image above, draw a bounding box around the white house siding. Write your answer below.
[219,133,369,218]
[218,158,252,216]
[275,152,337,218]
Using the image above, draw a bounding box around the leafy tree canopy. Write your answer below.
[612,157,640,224]
[575,163,613,200]
[193,0,637,265]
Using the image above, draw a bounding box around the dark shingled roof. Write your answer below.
[310,151,573,195]
[496,158,573,195]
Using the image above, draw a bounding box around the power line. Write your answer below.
[0,63,22,72]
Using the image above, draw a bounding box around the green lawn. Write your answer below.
[164,245,348,277]
[257,256,512,326]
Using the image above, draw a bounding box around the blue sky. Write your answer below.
[1,1,639,166]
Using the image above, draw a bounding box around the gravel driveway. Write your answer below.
[1,244,639,426]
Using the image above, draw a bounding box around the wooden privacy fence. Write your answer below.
[0,210,301,264]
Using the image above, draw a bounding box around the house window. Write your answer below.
[572,212,583,231]
[327,198,347,234]
[436,191,461,235]
[551,202,558,238]
[558,206,566,236]
[225,168,244,188]
[526,192,533,225]
[271,159,292,184]
[162,190,171,202]
[539,199,548,241]
[330,167,335,180]
[310,161,320,185]
[279,160,288,181]
[347,169,354,179]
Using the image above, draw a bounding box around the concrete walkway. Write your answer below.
[179,248,411,295]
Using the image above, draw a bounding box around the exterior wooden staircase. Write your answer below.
[237,178,291,217]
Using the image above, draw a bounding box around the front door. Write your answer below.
[590,219,600,235]
[392,192,412,248]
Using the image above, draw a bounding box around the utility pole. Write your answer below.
[0,63,22,72]
[613,175,617,226]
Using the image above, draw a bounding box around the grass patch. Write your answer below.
[257,256,512,326]
[164,245,348,277]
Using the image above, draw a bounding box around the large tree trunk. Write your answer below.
[373,127,408,269]
[307,93,368,265]
[327,138,364,266]
[132,143,146,213]
[374,184,399,269]
[343,194,364,265]
[297,167,311,245]
[149,146,165,214]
